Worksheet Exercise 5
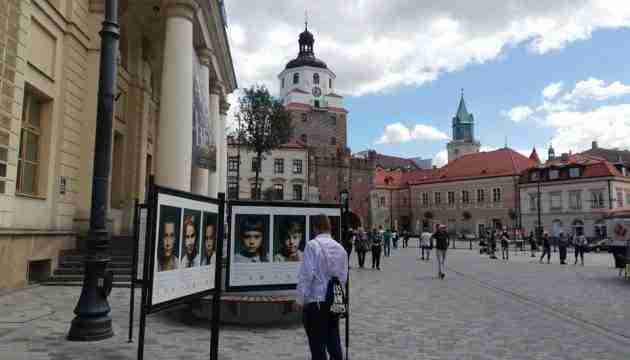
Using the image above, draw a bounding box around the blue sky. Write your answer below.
[225,1,630,166]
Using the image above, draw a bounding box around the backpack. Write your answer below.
[317,239,347,318]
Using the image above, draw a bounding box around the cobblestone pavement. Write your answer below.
[1,248,629,360]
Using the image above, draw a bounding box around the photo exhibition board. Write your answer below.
[151,193,219,306]
[228,205,341,290]
[137,207,148,280]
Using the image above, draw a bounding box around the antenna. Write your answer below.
[305,9,308,30]
[461,88,464,98]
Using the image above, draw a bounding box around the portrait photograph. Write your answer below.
[234,214,270,263]
[273,215,306,262]
[180,209,201,268]
[201,212,218,266]
[157,205,181,272]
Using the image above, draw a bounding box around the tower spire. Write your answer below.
[305,9,308,30]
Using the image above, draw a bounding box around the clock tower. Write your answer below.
[446,91,481,163]
[278,23,348,153]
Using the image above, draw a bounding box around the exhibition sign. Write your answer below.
[226,200,341,291]
[145,185,221,310]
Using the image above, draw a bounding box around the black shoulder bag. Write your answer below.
[318,239,347,318]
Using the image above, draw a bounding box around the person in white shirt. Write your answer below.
[296,214,348,360]
[420,229,433,261]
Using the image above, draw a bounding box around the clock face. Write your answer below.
[312,86,322,97]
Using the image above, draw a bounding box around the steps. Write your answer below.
[43,236,137,288]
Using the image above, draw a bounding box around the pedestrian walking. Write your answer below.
[354,228,369,268]
[392,230,399,249]
[574,233,587,265]
[489,230,498,259]
[433,225,450,279]
[500,230,509,260]
[539,233,551,264]
[371,228,383,270]
[420,229,433,260]
[383,227,392,257]
[529,230,537,258]
[296,214,348,360]
[558,232,569,264]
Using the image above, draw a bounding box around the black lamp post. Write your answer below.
[68,0,119,341]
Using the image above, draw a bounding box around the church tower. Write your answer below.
[278,23,348,155]
[446,91,481,163]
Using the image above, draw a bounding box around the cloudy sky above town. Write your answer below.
[225,0,630,166]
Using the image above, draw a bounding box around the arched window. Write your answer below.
[313,73,320,84]
[293,73,300,84]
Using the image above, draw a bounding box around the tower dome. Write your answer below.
[285,24,328,70]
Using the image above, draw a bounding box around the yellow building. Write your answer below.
[0,0,236,289]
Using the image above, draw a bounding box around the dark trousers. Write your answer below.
[303,303,342,360]
[357,250,366,268]
[574,246,584,264]
[501,246,509,260]
[559,246,567,263]
[371,246,381,269]
[540,247,551,263]
[384,241,391,257]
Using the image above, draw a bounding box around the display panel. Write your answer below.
[150,192,219,306]
[227,203,341,291]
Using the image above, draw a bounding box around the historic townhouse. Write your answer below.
[519,153,630,239]
[0,0,236,289]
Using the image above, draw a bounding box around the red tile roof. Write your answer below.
[374,167,435,188]
[520,153,624,182]
[410,148,536,185]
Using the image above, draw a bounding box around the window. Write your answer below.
[569,168,580,178]
[293,159,303,174]
[492,188,502,203]
[626,192,630,208]
[591,190,605,209]
[569,190,582,210]
[529,193,538,211]
[617,189,624,208]
[228,156,239,171]
[228,182,238,199]
[300,134,307,143]
[17,88,46,196]
[301,113,307,122]
[550,192,562,210]
[274,158,284,174]
[549,169,559,180]
[329,78,332,89]
[434,192,441,205]
[530,171,539,181]
[250,183,261,199]
[403,197,407,204]
[379,196,386,208]
[447,191,455,207]
[293,73,299,84]
[330,115,336,124]
[251,157,260,172]
[281,78,285,89]
[313,73,319,84]
[293,184,303,200]
[594,220,608,239]
[274,183,284,200]
[330,137,336,145]
[422,193,429,207]
[477,189,485,203]
[462,190,470,204]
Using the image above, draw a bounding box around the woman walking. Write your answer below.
[574,233,587,265]
[355,228,369,268]
[371,228,383,270]
[539,233,551,264]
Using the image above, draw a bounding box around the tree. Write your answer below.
[236,85,293,199]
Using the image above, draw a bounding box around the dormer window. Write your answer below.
[293,73,299,84]
[313,73,319,84]
[569,168,581,178]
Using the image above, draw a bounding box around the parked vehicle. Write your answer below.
[585,239,610,253]
[605,208,630,273]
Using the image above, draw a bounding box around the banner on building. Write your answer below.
[192,53,216,171]
[226,201,341,291]
[148,188,220,307]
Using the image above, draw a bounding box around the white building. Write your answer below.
[519,153,630,239]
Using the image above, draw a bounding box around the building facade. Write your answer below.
[519,153,630,239]
[446,93,480,163]
[0,0,236,289]
[226,139,309,201]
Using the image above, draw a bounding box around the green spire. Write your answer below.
[455,89,474,124]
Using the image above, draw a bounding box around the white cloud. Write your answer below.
[376,123,448,144]
[542,82,563,99]
[563,77,630,102]
[503,106,534,122]
[225,1,630,96]
[376,122,412,144]
[433,150,448,167]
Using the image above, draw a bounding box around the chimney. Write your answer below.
[592,141,598,149]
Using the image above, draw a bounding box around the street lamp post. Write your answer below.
[537,178,543,241]
[67,0,119,341]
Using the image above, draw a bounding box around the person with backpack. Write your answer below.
[296,214,348,360]
[433,225,450,279]
[371,227,383,270]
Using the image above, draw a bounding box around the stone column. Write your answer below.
[191,47,212,195]
[207,78,221,197]
[155,0,197,191]
[218,98,230,195]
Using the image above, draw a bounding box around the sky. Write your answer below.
[224,0,630,166]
